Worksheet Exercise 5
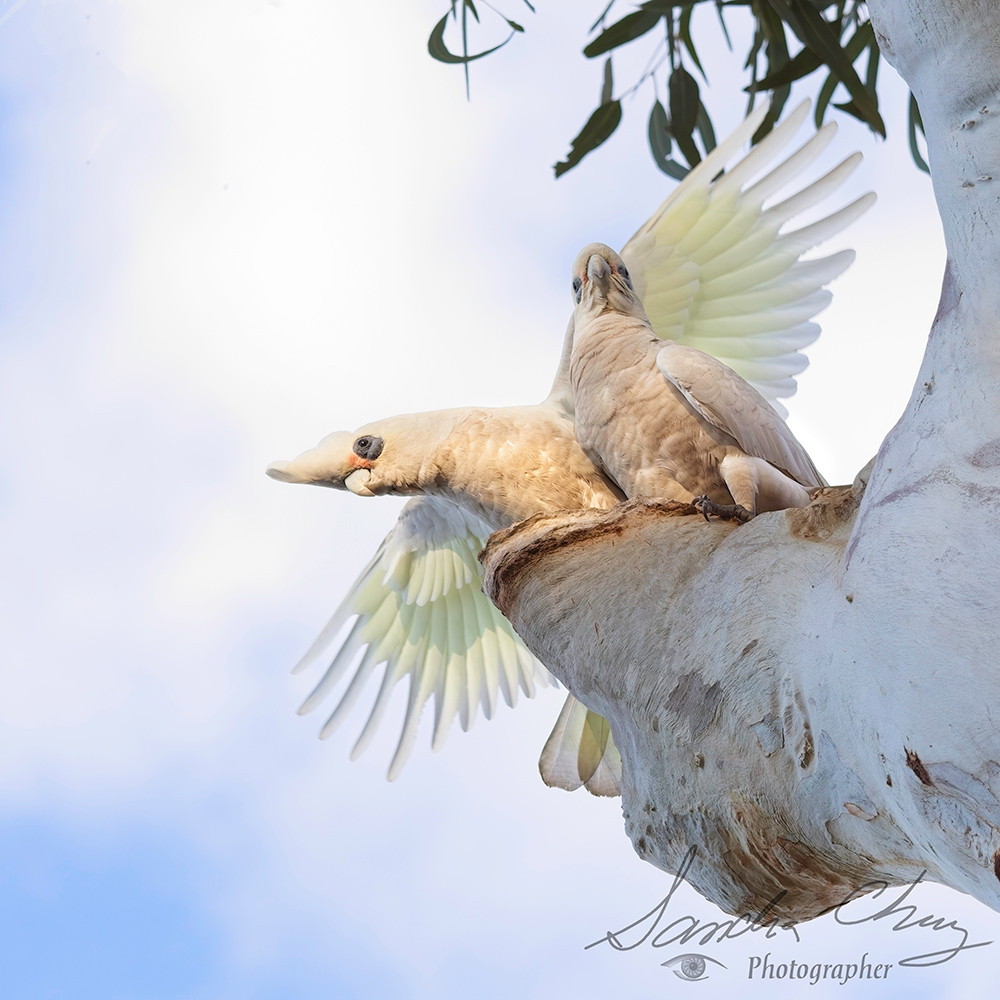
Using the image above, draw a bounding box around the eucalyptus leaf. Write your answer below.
[584,9,662,58]
[695,101,717,153]
[767,0,884,136]
[555,100,623,178]
[601,57,614,105]
[750,46,821,90]
[908,92,931,174]
[679,7,707,79]
[648,99,674,163]
[427,12,515,64]
[669,66,700,136]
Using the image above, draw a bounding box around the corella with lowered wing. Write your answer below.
[268,99,873,793]
[267,371,627,793]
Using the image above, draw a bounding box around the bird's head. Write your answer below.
[266,411,467,499]
[570,242,644,320]
[266,427,385,496]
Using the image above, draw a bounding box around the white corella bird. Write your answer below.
[569,240,824,519]
[267,99,874,793]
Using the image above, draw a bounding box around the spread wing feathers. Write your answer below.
[621,98,875,414]
[538,694,622,797]
[294,496,553,780]
[657,342,825,488]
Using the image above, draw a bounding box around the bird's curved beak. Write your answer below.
[344,469,374,496]
[587,253,612,286]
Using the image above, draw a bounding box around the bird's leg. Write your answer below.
[692,495,754,523]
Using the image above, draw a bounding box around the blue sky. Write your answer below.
[1,1,995,998]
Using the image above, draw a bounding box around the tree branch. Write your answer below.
[481,0,1000,920]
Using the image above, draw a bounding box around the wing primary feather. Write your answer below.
[493,624,521,709]
[712,100,814,194]
[423,645,454,748]
[776,193,877,253]
[297,617,369,715]
[317,643,380,738]
[730,121,837,205]
[447,587,474,737]
[459,587,486,728]
[516,640,551,698]
[291,546,387,676]
[473,599,502,720]
[797,246,856,279]
[760,153,863,226]
[349,661,404,761]
[623,102,771,250]
[386,637,436,781]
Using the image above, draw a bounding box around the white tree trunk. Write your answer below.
[481,0,1000,921]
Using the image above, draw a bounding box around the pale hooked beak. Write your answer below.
[587,253,611,284]
[344,468,374,496]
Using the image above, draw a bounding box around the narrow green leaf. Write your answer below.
[584,9,661,58]
[750,45,821,90]
[815,69,837,127]
[652,153,690,180]
[674,134,701,168]
[754,85,790,144]
[601,57,614,105]
[695,100,717,153]
[678,7,706,79]
[588,0,616,34]
[640,0,721,11]
[464,0,480,24]
[864,29,881,110]
[427,12,515,64]
[714,0,733,50]
[753,0,790,141]
[766,0,885,136]
[832,99,870,125]
[520,0,536,11]
[668,66,700,136]
[745,22,766,72]
[461,0,470,97]
[908,92,930,174]
[554,100,622,178]
[811,19,883,135]
[648,99,673,162]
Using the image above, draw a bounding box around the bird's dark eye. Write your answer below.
[572,276,583,303]
[353,435,384,461]
[618,264,632,287]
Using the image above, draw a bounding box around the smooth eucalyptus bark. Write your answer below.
[481,0,1000,919]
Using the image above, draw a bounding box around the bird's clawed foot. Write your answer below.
[692,496,754,524]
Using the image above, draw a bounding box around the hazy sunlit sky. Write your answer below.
[2,2,995,998]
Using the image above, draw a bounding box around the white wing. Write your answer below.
[295,496,553,780]
[621,99,875,416]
